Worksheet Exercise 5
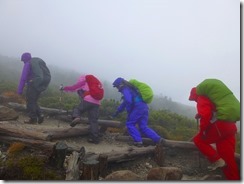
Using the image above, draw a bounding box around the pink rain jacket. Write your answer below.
[63,75,100,105]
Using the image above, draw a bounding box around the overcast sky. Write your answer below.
[0,0,240,106]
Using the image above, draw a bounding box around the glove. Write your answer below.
[59,84,64,91]
[195,113,201,119]
[200,130,206,140]
[111,112,119,119]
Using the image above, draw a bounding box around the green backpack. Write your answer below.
[196,78,240,122]
[129,79,154,104]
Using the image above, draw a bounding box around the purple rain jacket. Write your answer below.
[17,53,32,94]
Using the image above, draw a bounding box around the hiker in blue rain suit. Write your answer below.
[112,77,164,147]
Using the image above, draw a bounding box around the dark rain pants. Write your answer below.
[72,100,100,141]
[26,85,42,120]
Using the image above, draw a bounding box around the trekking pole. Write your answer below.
[58,84,64,127]
[196,118,201,168]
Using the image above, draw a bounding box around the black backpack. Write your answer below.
[30,57,51,92]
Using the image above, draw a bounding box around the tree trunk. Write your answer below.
[154,140,165,166]
[65,148,86,180]
[49,141,68,169]
[98,154,108,178]
[81,159,100,180]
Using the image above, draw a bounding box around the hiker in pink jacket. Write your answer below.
[60,74,102,144]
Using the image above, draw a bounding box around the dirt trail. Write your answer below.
[16,112,130,154]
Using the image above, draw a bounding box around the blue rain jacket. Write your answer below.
[116,85,161,143]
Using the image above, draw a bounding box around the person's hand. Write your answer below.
[17,90,22,95]
[200,130,206,139]
[59,85,64,91]
[195,113,201,119]
[111,112,118,119]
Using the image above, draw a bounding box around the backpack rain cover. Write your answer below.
[85,75,104,100]
[129,79,154,104]
[196,78,240,121]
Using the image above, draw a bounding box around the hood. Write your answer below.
[189,87,198,101]
[113,77,125,87]
[21,52,32,63]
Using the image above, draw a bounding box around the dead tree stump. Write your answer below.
[49,141,68,168]
[81,159,100,180]
[98,154,108,178]
[154,141,165,166]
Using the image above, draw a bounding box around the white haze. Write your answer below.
[0,0,240,106]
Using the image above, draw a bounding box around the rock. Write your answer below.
[0,106,19,121]
[104,170,142,181]
[147,167,183,180]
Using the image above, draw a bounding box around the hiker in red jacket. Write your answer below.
[189,87,240,180]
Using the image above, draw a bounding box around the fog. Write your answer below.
[0,0,240,106]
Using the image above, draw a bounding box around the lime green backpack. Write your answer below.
[129,79,154,104]
[196,79,240,121]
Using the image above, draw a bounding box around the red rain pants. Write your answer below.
[193,121,240,180]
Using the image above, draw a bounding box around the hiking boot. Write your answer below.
[208,158,226,171]
[70,117,80,127]
[24,118,37,124]
[87,138,99,144]
[157,138,166,146]
[133,142,143,147]
[38,114,44,124]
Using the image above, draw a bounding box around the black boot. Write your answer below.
[38,114,45,124]
[87,137,99,144]
[24,118,37,124]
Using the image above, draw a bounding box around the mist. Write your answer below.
[0,0,240,106]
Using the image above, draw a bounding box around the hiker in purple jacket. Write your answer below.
[17,52,47,124]
[112,77,164,147]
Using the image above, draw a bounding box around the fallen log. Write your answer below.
[8,102,68,115]
[0,135,81,153]
[0,121,50,140]
[8,102,123,128]
[115,135,198,150]
[115,135,240,163]
[43,126,89,141]
[84,146,156,163]
[1,133,240,169]
[0,121,90,141]
[56,115,122,128]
